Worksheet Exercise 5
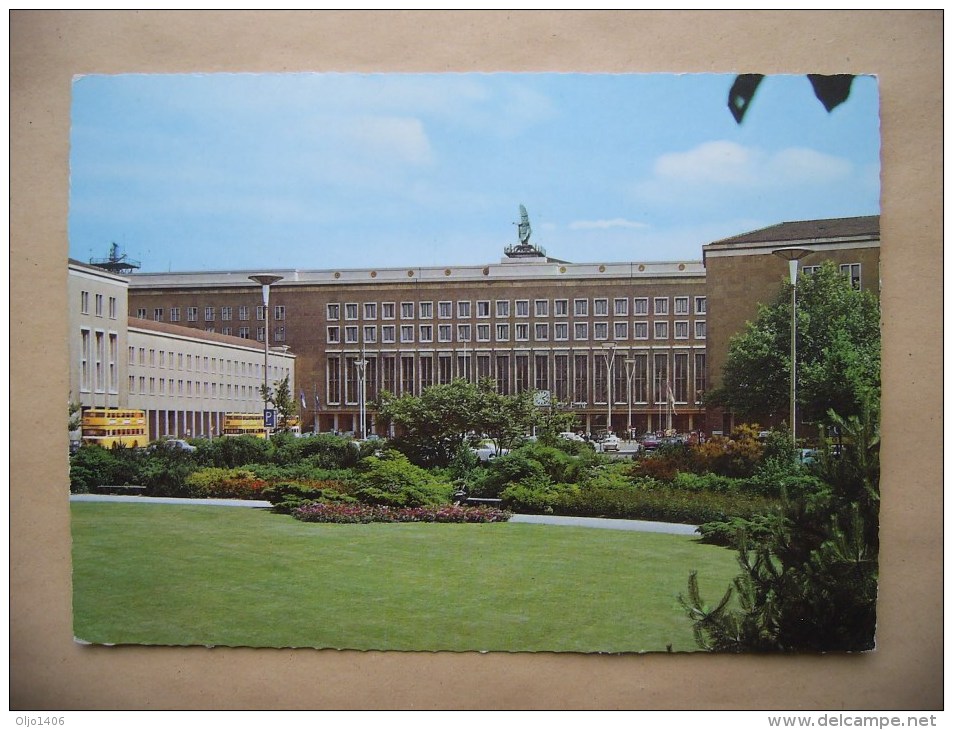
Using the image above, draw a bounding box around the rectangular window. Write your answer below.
[95,294,103,317]
[364,302,377,320]
[419,356,434,390]
[675,321,689,339]
[653,353,669,404]
[205,326,215,334]
[170,307,180,322]
[129,375,136,394]
[695,320,707,339]
[401,302,415,319]
[554,299,568,317]
[382,302,395,320]
[382,325,396,343]
[613,354,627,405]
[222,327,232,337]
[803,265,822,276]
[274,305,285,321]
[695,353,707,403]
[205,306,215,322]
[594,322,608,340]
[222,306,232,320]
[238,326,249,339]
[841,263,862,289]
[496,323,509,341]
[80,291,89,314]
[344,303,358,320]
[153,308,163,322]
[614,321,628,340]
[381,356,396,394]
[438,355,453,385]
[94,331,105,391]
[257,326,265,341]
[573,354,588,404]
[239,306,250,321]
[654,321,668,340]
[674,297,690,315]
[477,301,490,318]
[515,355,530,393]
[495,300,510,318]
[594,356,608,405]
[438,301,452,318]
[674,353,689,403]
[634,298,649,315]
[327,357,341,403]
[534,354,549,392]
[695,296,707,315]
[128,346,135,365]
[327,326,340,344]
[634,321,649,339]
[136,307,147,319]
[477,324,490,342]
[554,355,569,402]
[574,322,588,340]
[327,303,340,320]
[574,299,588,316]
[345,357,359,404]
[419,325,433,342]
[345,326,359,343]
[496,355,510,395]
[554,322,569,341]
[457,323,471,342]
[457,301,471,318]
[654,297,668,315]
[401,356,415,395]
[594,298,609,316]
[400,325,414,343]
[109,297,117,319]
[256,305,265,321]
[534,323,549,341]
[515,300,529,317]
[364,325,377,343]
[187,307,198,322]
[632,354,648,403]
[419,301,433,319]
[438,324,452,342]
[534,299,549,317]
[515,323,529,341]
[614,298,628,316]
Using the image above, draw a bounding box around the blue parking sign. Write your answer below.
[263,409,277,428]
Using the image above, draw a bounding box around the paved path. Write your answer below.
[70,494,700,535]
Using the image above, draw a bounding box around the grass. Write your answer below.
[71,502,740,652]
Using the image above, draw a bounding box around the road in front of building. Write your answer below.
[69,494,700,535]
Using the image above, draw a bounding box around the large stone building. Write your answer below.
[118,214,880,439]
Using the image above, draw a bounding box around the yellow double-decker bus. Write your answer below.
[223,412,267,439]
[81,408,147,449]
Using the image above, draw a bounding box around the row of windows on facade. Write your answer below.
[80,291,119,319]
[326,296,708,322]
[326,319,706,345]
[136,305,283,323]
[127,376,279,400]
[126,347,287,380]
[323,351,707,406]
[78,329,119,394]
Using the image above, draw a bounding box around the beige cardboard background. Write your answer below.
[10,10,943,710]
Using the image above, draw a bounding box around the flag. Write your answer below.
[667,383,678,416]
[300,390,307,409]
[314,393,321,411]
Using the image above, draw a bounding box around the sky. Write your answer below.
[68,73,881,273]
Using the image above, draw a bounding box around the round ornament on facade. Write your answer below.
[334,272,341,279]
[482,267,489,276]
[639,264,646,272]
[445,269,452,276]
[370,271,377,278]
[599,265,606,273]
[407,270,415,277]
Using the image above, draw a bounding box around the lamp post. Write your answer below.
[624,357,636,440]
[249,274,283,434]
[771,247,811,443]
[601,342,617,434]
[355,345,367,439]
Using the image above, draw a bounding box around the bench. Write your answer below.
[92,485,148,495]
[463,497,503,508]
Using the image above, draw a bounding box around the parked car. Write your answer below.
[558,432,586,443]
[601,434,621,452]
[151,438,197,453]
[472,443,509,462]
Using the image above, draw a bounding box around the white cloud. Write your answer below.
[766,146,853,183]
[336,115,434,166]
[569,218,649,230]
[654,140,759,185]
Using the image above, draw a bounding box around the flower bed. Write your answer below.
[292,502,511,524]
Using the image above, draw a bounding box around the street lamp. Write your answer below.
[601,342,617,434]
[249,274,283,433]
[624,357,636,439]
[355,346,367,440]
[772,247,811,443]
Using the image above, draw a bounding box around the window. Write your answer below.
[535,354,549,392]
[554,355,569,402]
[674,297,690,315]
[802,265,822,275]
[476,324,490,342]
[419,301,433,319]
[515,300,529,317]
[364,325,377,343]
[515,355,530,393]
[457,324,471,342]
[80,329,90,390]
[439,355,453,385]
[187,307,198,322]
[419,356,434,390]
[327,357,341,403]
[400,356,415,395]
[205,306,215,322]
[327,303,340,320]
[239,306,249,321]
[634,298,649,315]
[274,305,285,321]
[457,301,471,318]
[95,294,103,316]
[632,354,648,403]
[382,325,396,343]
[153,308,163,322]
[256,305,265,321]
[535,299,549,317]
[675,321,689,339]
[438,301,452,318]
[695,353,707,403]
[495,323,509,341]
[841,263,862,289]
[238,326,249,339]
[573,354,588,403]
[382,302,395,319]
[574,322,588,340]
[674,353,689,403]
[554,322,569,341]
[80,291,89,314]
[594,298,608,316]
[345,303,358,320]
[108,297,117,319]
[695,297,707,315]
[574,299,588,316]
[477,301,490,318]
[257,326,266,342]
[554,299,568,316]
[401,302,415,319]
[515,323,529,341]
[345,326,358,343]
[654,297,668,315]
[107,333,118,392]
[614,322,628,340]
[137,307,147,319]
[496,355,510,395]
[170,307,180,322]
[495,300,510,318]
[222,327,232,336]
[634,321,649,339]
[653,353,669,404]
[400,325,414,343]
[654,321,668,340]
[364,302,377,320]
[438,324,452,342]
[695,320,707,339]
[614,298,628,316]
[327,326,340,344]
[222,306,232,320]
[534,323,549,341]
[594,322,608,340]
[419,325,433,342]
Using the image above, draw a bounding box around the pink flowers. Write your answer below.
[292,502,511,524]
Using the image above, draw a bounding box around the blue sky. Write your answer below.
[68,73,880,272]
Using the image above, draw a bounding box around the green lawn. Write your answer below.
[71,502,740,652]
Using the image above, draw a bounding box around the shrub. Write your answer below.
[499,477,578,514]
[70,445,119,493]
[352,451,454,507]
[695,512,787,547]
[292,502,510,524]
[262,481,357,514]
[196,436,272,469]
[184,467,268,499]
[672,472,743,494]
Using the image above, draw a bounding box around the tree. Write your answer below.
[709,261,880,428]
[261,374,298,432]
